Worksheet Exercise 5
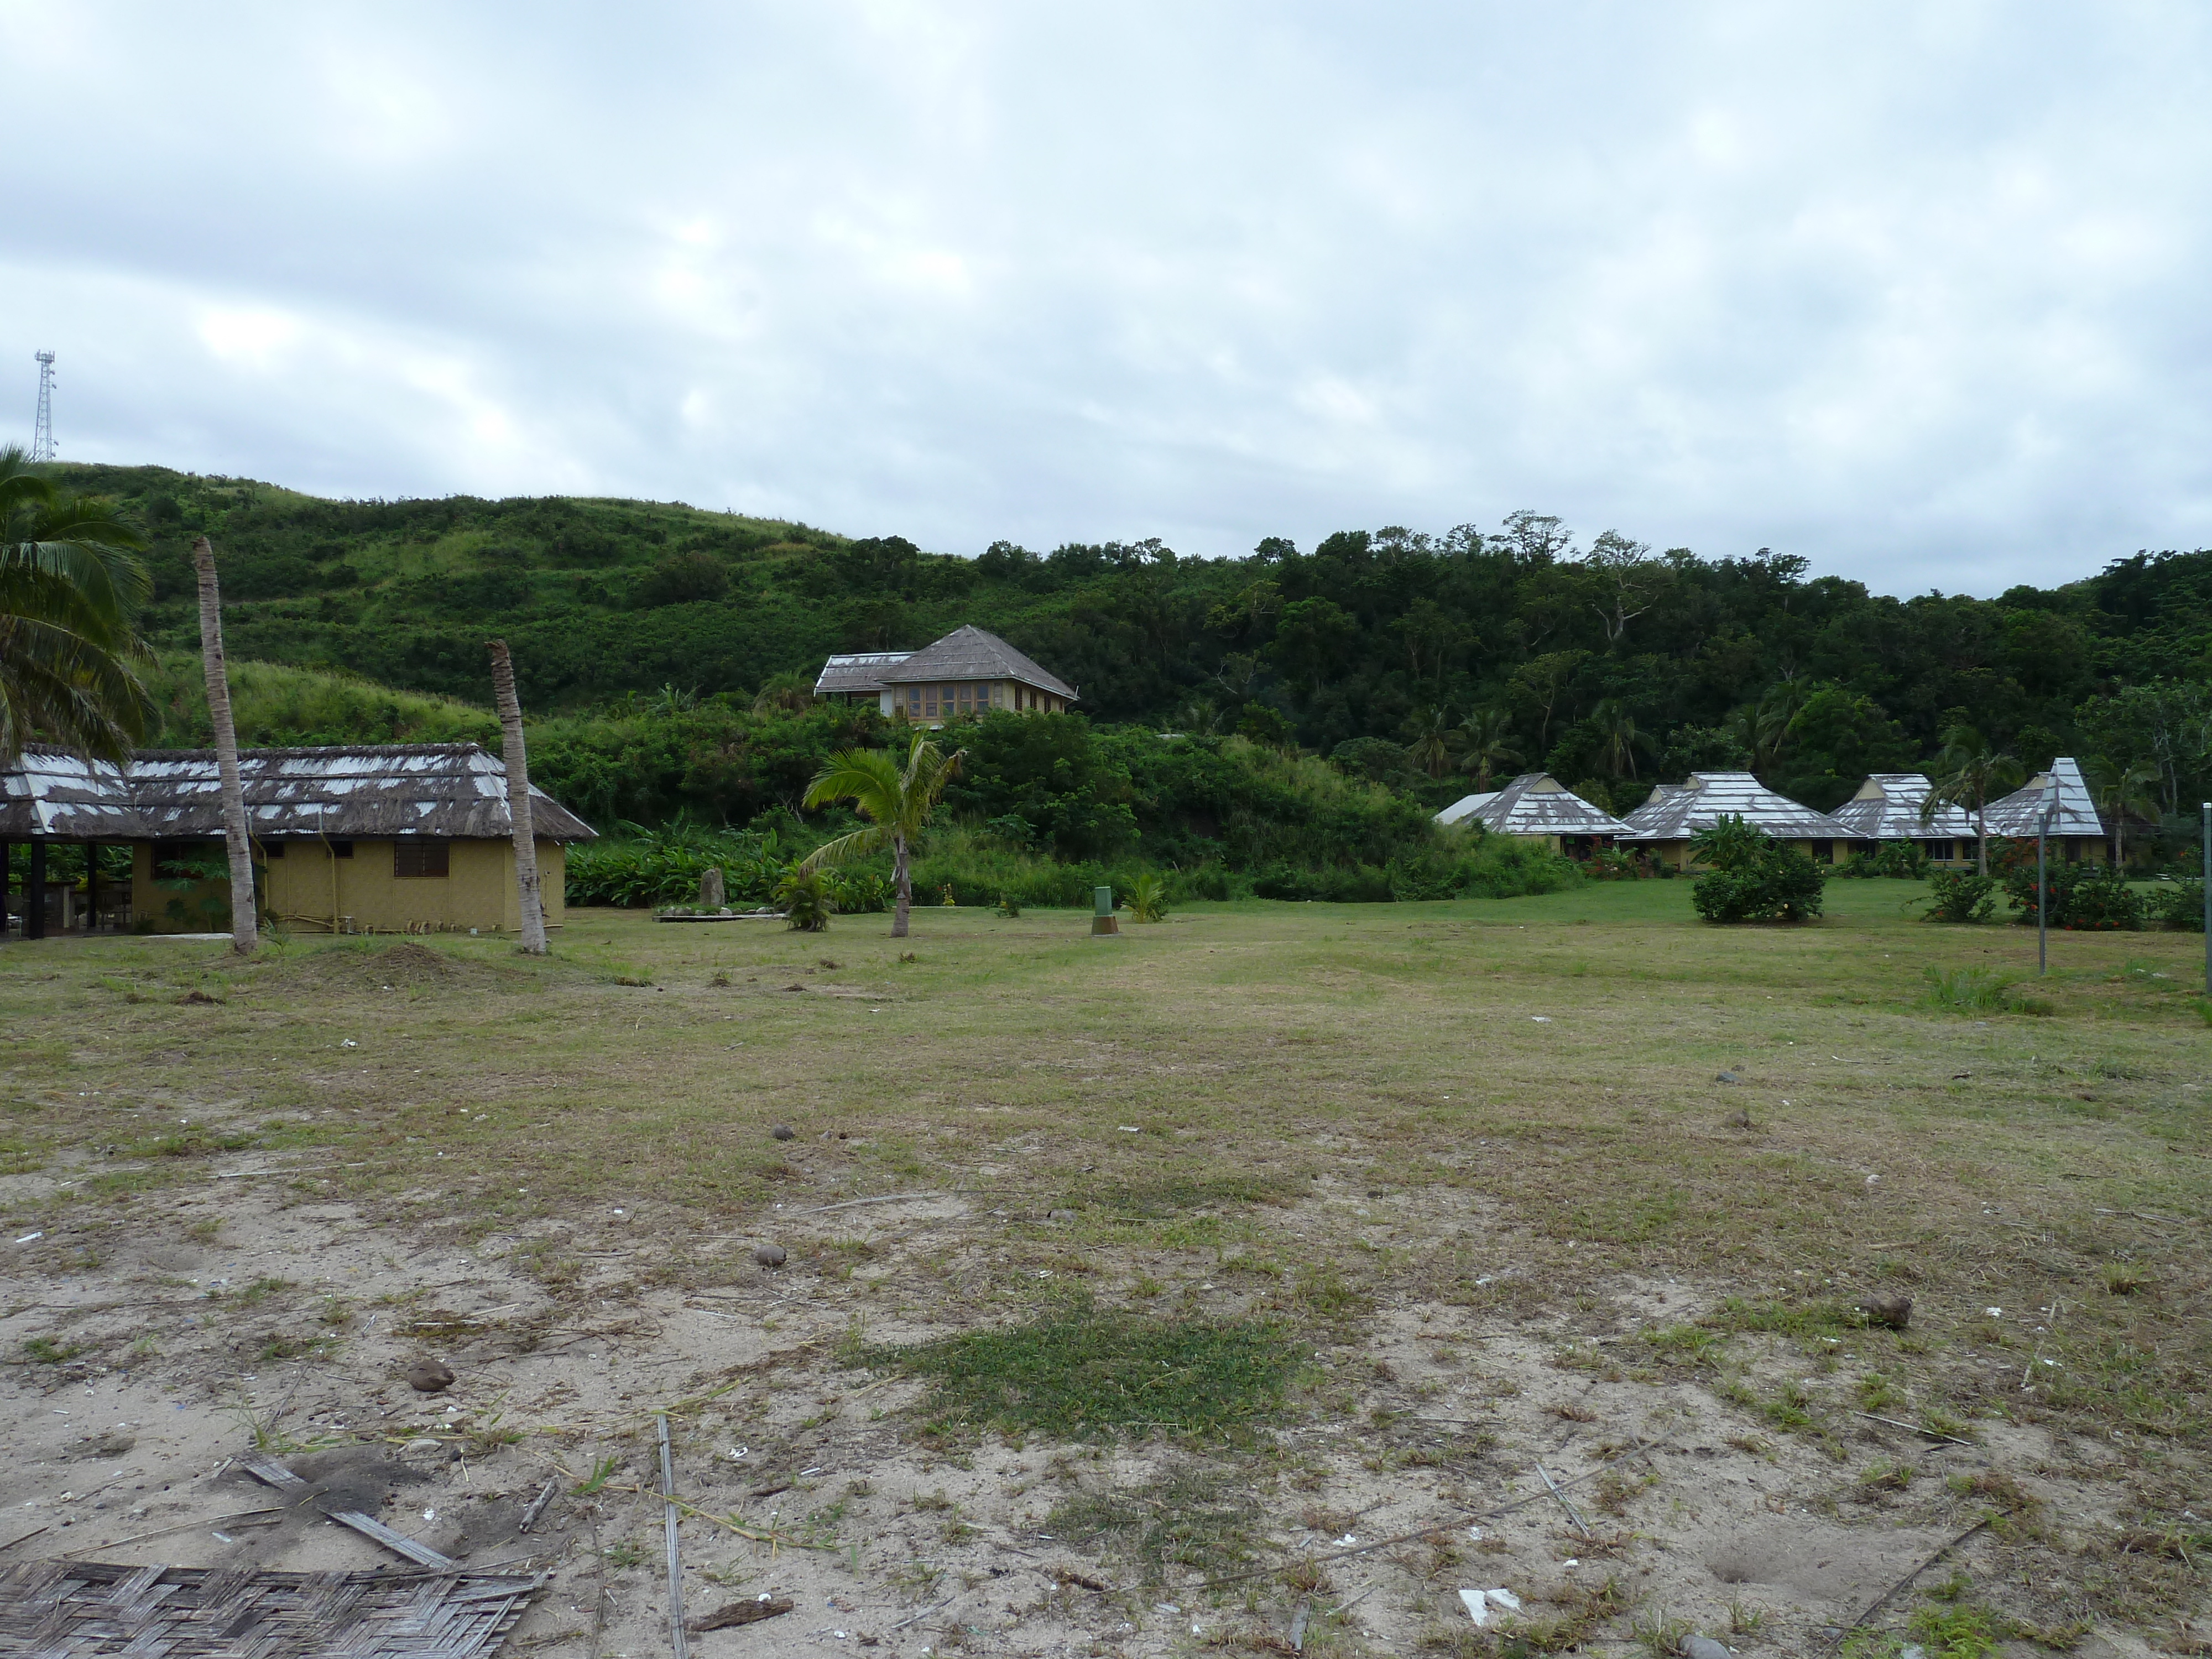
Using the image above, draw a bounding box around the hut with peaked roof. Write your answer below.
[815,625,1077,725]
[1434,773,1629,857]
[1830,774,1979,865]
[1,744,595,939]
[1980,757,2107,864]
[1615,771,1853,869]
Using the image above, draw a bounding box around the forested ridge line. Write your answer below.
[54,462,2212,822]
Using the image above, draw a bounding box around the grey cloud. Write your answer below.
[3,2,2209,593]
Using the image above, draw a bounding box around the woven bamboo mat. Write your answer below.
[0,1558,543,1656]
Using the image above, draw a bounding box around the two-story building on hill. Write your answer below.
[813,625,1077,727]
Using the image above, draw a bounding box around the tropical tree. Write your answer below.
[1406,705,1453,779]
[0,445,151,761]
[1923,723,2023,876]
[1725,679,1812,774]
[2093,758,2160,870]
[1457,706,1519,790]
[802,733,963,937]
[1590,698,1650,780]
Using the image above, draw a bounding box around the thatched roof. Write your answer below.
[1436,773,1629,836]
[1829,773,1979,839]
[0,744,597,843]
[1981,757,2105,839]
[813,650,915,696]
[880,626,1076,700]
[1616,771,1851,842]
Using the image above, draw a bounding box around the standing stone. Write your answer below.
[700,867,726,909]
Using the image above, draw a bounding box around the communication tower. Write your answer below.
[30,351,56,462]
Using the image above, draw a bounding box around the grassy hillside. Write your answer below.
[49,461,2212,857]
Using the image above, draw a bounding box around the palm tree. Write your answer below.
[191,538,257,953]
[487,640,547,954]
[2094,758,2160,870]
[1923,723,2023,876]
[1457,706,1519,790]
[802,733,964,937]
[1407,705,1453,779]
[0,445,152,761]
[1590,698,1648,780]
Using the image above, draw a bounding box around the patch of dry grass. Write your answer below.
[1,880,2206,1634]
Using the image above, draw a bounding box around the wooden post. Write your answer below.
[85,844,98,933]
[486,640,547,954]
[192,538,258,953]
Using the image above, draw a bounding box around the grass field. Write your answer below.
[1,881,2205,1654]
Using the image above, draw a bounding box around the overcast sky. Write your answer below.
[4,3,2208,594]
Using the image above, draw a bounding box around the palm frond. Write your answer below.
[801,825,889,872]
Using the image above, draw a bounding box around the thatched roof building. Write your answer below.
[1829,774,1978,842]
[1,744,594,843]
[1616,771,1852,867]
[816,625,1076,721]
[1979,758,2107,861]
[2,745,593,939]
[1435,773,1629,851]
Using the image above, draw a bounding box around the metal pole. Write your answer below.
[656,1413,688,1659]
[2037,802,2052,975]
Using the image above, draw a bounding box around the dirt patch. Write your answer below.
[264,940,531,995]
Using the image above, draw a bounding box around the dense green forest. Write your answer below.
[56,462,2212,878]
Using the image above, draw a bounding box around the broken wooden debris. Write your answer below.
[518,1479,558,1535]
[239,1451,457,1570]
[0,1559,544,1656]
[692,1595,796,1631]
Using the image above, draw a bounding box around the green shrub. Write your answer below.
[1837,842,1926,879]
[2148,878,2204,932]
[1923,869,1996,923]
[1687,812,1770,872]
[773,863,836,931]
[1128,872,1168,922]
[2062,867,2145,931]
[1692,843,1826,923]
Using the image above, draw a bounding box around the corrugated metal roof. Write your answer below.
[1616,771,1852,841]
[1828,773,1979,839]
[813,651,913,696]
[1981,757,2105,838]
[1436,774,1629,836]
[879,626,1077,700]
[0,744,597,842]
[1434,790,1499,826]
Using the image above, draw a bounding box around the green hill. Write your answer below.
[51,463,2212,844]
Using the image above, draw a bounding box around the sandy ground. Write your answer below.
[0,1157,2175,1658]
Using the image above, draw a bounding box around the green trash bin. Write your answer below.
[1091,885,1119,937]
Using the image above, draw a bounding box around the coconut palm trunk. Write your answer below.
[192,538,257,954]
[487,640,547,954]
[891,833,912,937]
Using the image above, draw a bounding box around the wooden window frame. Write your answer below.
[393,839,450,879]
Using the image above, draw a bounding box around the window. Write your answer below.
[1922,839,1954,862]
[260,839,284,859]
[905,687,921,718]
[393,839,450,878]
[1809,841,1833,863]
[956,684,973,715]
[923,686,939,719]
[328,840,354,859]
